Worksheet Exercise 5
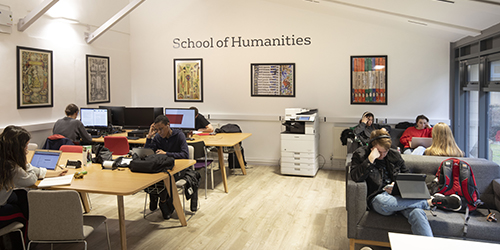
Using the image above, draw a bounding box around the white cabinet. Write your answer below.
[280,133,319,176]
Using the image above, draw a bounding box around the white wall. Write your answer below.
[129,0,451,168]
[0,0,133,146]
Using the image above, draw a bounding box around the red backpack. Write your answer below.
[435,158,482,212]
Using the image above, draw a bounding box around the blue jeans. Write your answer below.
[371,192,433,236]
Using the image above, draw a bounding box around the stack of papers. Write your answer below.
[37,174,75,188]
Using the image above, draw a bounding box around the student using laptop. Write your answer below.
[189,106,214,133]
[399,114,433,154]
[145,115,189,219]
[53,103,93,144]
[0,125,68,247]
[350,129,461,237]
[424,122,464,157]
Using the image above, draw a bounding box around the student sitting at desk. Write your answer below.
[145,115,189,219]
[190,106,214,133]
[53,103,92,144]
[0,126,67,248]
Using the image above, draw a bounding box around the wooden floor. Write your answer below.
[26,165,349,250]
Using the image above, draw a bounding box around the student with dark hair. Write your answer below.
[353,111,390,145]
[52,103,92,144]
[400,114,433,154]
[189,106,214,133]
[145,115,189,219]
[350,129,461,237]
[0,126,67,247]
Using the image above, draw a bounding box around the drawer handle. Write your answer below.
[294,168,300,171]
[294,158,300,160]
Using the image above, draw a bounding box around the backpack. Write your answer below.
[215,123,242,133]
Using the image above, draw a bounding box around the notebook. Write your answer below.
[392,173,431,199]
[30,150,62,170]
[131,148,155,158]
[411,137,433,148]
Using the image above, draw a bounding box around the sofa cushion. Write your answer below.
[494,179,500,209]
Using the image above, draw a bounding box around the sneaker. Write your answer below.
[149,194,159,211]
[431,193,462,211]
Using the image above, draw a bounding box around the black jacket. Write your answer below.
[353,122,391,145]
[350,145,408,208]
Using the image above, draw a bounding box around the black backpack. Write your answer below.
[215,123,242,133]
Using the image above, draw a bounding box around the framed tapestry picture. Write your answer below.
[251,63,295,97]
[174,58,203,102]
[17,46,53,109]
[350,55,387,105]
[86,54,110,104]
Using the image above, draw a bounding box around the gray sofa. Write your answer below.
[346,154,500,249]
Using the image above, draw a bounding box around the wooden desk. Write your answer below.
[191,133,252,193]
[91,130,147,144]
[28,152,195,250]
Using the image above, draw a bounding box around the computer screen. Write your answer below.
[99,105,126,126]
[164,108,196,130]
[123,107,156,129]
[80,108,108,128]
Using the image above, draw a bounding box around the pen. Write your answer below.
[58,165,65,170]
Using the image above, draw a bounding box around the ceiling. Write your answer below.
[265,0,500,42]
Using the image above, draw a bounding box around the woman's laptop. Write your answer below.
[392,173,431,199]
[411,137,433,148]
[30,149,62,170]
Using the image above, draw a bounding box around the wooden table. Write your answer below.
[28,152,195,250]
[91,130,147,144]
[191,133,252,193]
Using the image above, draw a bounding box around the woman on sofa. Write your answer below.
[350,129,462,237]
[424,122,464,157]
[399,114,433,154]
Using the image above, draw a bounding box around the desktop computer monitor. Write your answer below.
[80,108,109,128]
[99,105,126,126]
[164,108,196,130]
[123,107,156,130]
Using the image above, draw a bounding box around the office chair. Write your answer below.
[189,140,213,199]
[0,222,25,250]
[143,146,197,219]
[104,136,130,155]
[59,145,83,153]
[27,190,111,250]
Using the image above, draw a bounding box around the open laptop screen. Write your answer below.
[30,150,61,170]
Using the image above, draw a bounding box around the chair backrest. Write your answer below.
[104,136,130,155]
[188,145,194,160]
[28,190,84,241]
[59,145,83,153]
[189,141,206,159]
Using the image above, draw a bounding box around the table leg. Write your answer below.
[233,144,247,175]
[79,191,91,213]
[218,146,228,193]
[163,176,187,226]
[117,195,127,250]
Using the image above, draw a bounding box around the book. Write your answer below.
[37,174,75,188]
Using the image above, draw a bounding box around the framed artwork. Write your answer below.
[86,54,110,104]
[251,63,295,97]
[17,46,53,109]
[174,58,203,102]
[350,55,387,105]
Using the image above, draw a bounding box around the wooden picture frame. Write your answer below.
[174,58,203,102]
[86,54,110,104]
[350,55,387,105]
[17,46,53,109]
[251,63,295,97]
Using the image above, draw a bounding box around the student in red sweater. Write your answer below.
[400,115,432,154]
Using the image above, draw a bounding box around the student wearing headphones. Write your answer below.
[353,111,390,146]
[350,129,461,237]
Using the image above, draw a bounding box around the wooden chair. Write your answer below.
[104,136,130,155]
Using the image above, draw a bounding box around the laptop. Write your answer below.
[392,173,431,199]
[131,147,155,158]
[411,137,433,148]
[30,150,62,170]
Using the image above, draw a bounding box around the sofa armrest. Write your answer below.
[493,178,500,210]
[346,178,367,239]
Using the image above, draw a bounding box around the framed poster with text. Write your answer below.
[174,58,203,102]
[350,55,387,105]
[251,63,295,97]
[86,55,110,104]
[17,46,53,109]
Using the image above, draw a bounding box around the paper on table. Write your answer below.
[37,174,75,188]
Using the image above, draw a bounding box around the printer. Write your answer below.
[282,108,317,134]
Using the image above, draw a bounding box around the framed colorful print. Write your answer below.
[251,63,295,97]
[350,56,387,105]
[17,46,53,109]
[86,55,110,104]
[174,58,203,102]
